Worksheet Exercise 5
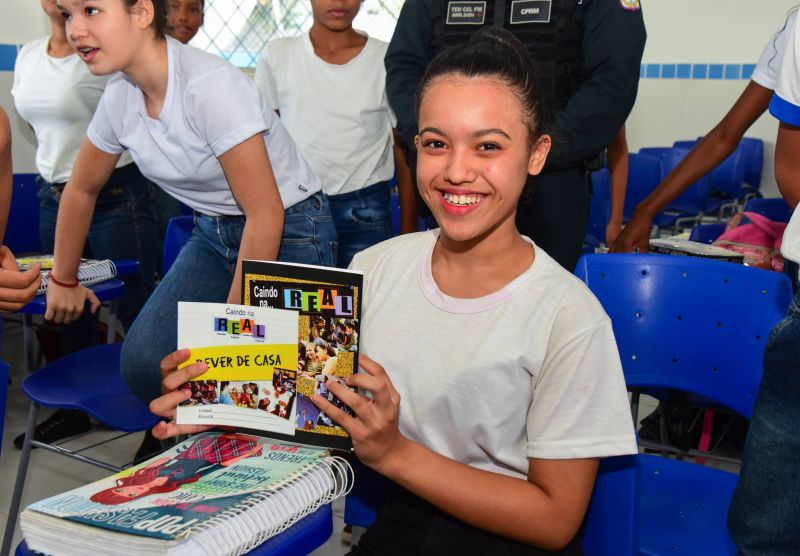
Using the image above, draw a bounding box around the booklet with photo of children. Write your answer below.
[174,301,301,437]
[20,432,352,556]
[241,260,363,452]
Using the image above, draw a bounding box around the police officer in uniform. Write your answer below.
[386,0,646,271]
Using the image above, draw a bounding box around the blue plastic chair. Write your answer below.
[575,254,792,555]
[584,168,611,249]
[739,137,764,193]
[162,215,195,275]
[389,189,401,237]
[689,223,726,245]
[638,147,709,230]
[15,504,333,556]
[743,197,793,223]
[5,174,41,255]
[623,153,688,233]
[672,140,746,214]
[623,153,662,221]
[1,343,160,554]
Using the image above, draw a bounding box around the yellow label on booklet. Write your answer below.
[179,344,297,382]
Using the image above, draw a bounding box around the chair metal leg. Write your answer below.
[1,403,39,556]
[106,300,119,344]
[23,314,34,374]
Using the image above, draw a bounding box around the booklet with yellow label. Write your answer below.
[175,302,300,437]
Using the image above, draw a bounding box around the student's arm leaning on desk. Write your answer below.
[0,106,41,312]
[44,137,110,323]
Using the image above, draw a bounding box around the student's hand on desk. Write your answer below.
[0,245,41,312]
[313,354,407,472]
[44,281,100,323]
[149,349,215,440]
[609,211,652,253]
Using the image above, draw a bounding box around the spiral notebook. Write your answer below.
[20,432,353,556]
[20,257,118,295]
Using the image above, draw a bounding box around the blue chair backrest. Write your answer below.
[586,169,611,244]
[689,223,726,245]
[673,140,745,198]
[743,197,793,223]
[672,139,698,151]
[5,174,41,254]
[739,137,764,189]
[623,154,662,220]
[389,190,401,237]
[582,455,639,556]
[575,254,792,418]
[163,215,194,275]
[638,148,710,215]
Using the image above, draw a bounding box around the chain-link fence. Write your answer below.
[191,0,404,68]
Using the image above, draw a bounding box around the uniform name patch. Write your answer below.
[619,0,641,11]
[446,1,487,25]
[510,0,552,24]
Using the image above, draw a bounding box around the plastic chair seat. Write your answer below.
[16,504,332,555]
[639,454,737,556]
[689,223,726,245]
[248,503,333,555]
[21,343,157,432]
[743,197,793,223]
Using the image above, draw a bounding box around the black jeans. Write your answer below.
[349,487,582,556]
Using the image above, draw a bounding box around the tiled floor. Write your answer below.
[0,316,350,555]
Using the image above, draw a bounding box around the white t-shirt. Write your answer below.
[770,12,800,272]
[11,38,132,183]
[752,10,798,89]
[350,231,637,480]
[88,37,321,216]
[254,32,395,196]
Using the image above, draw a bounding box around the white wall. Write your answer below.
[1,0,48,173]
[1,0,799,194]
[628,0,800,198]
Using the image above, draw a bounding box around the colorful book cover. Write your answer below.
[242,260,363,452]
[175,302,299,436]
[23,433,333,542]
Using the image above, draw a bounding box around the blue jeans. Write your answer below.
[121,193,337,403]
[728,288,800,556]
[328,180,392,268]
[38,163,159,332]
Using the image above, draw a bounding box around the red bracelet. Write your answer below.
[48,273,80,288]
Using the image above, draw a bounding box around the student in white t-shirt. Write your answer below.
[612,9,798,253]
[254,0,415,268]
[46,0,337,406]
[12,0,159,330]
[728,12,800,556]
[10,0,162,448]
[149,0,207,261]
[150,29,637,554]
[0,106,41,312]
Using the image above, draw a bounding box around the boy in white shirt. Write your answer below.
[254,0,413,267]
[728,10,800,556]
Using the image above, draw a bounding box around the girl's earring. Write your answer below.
[414,135,420,150]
